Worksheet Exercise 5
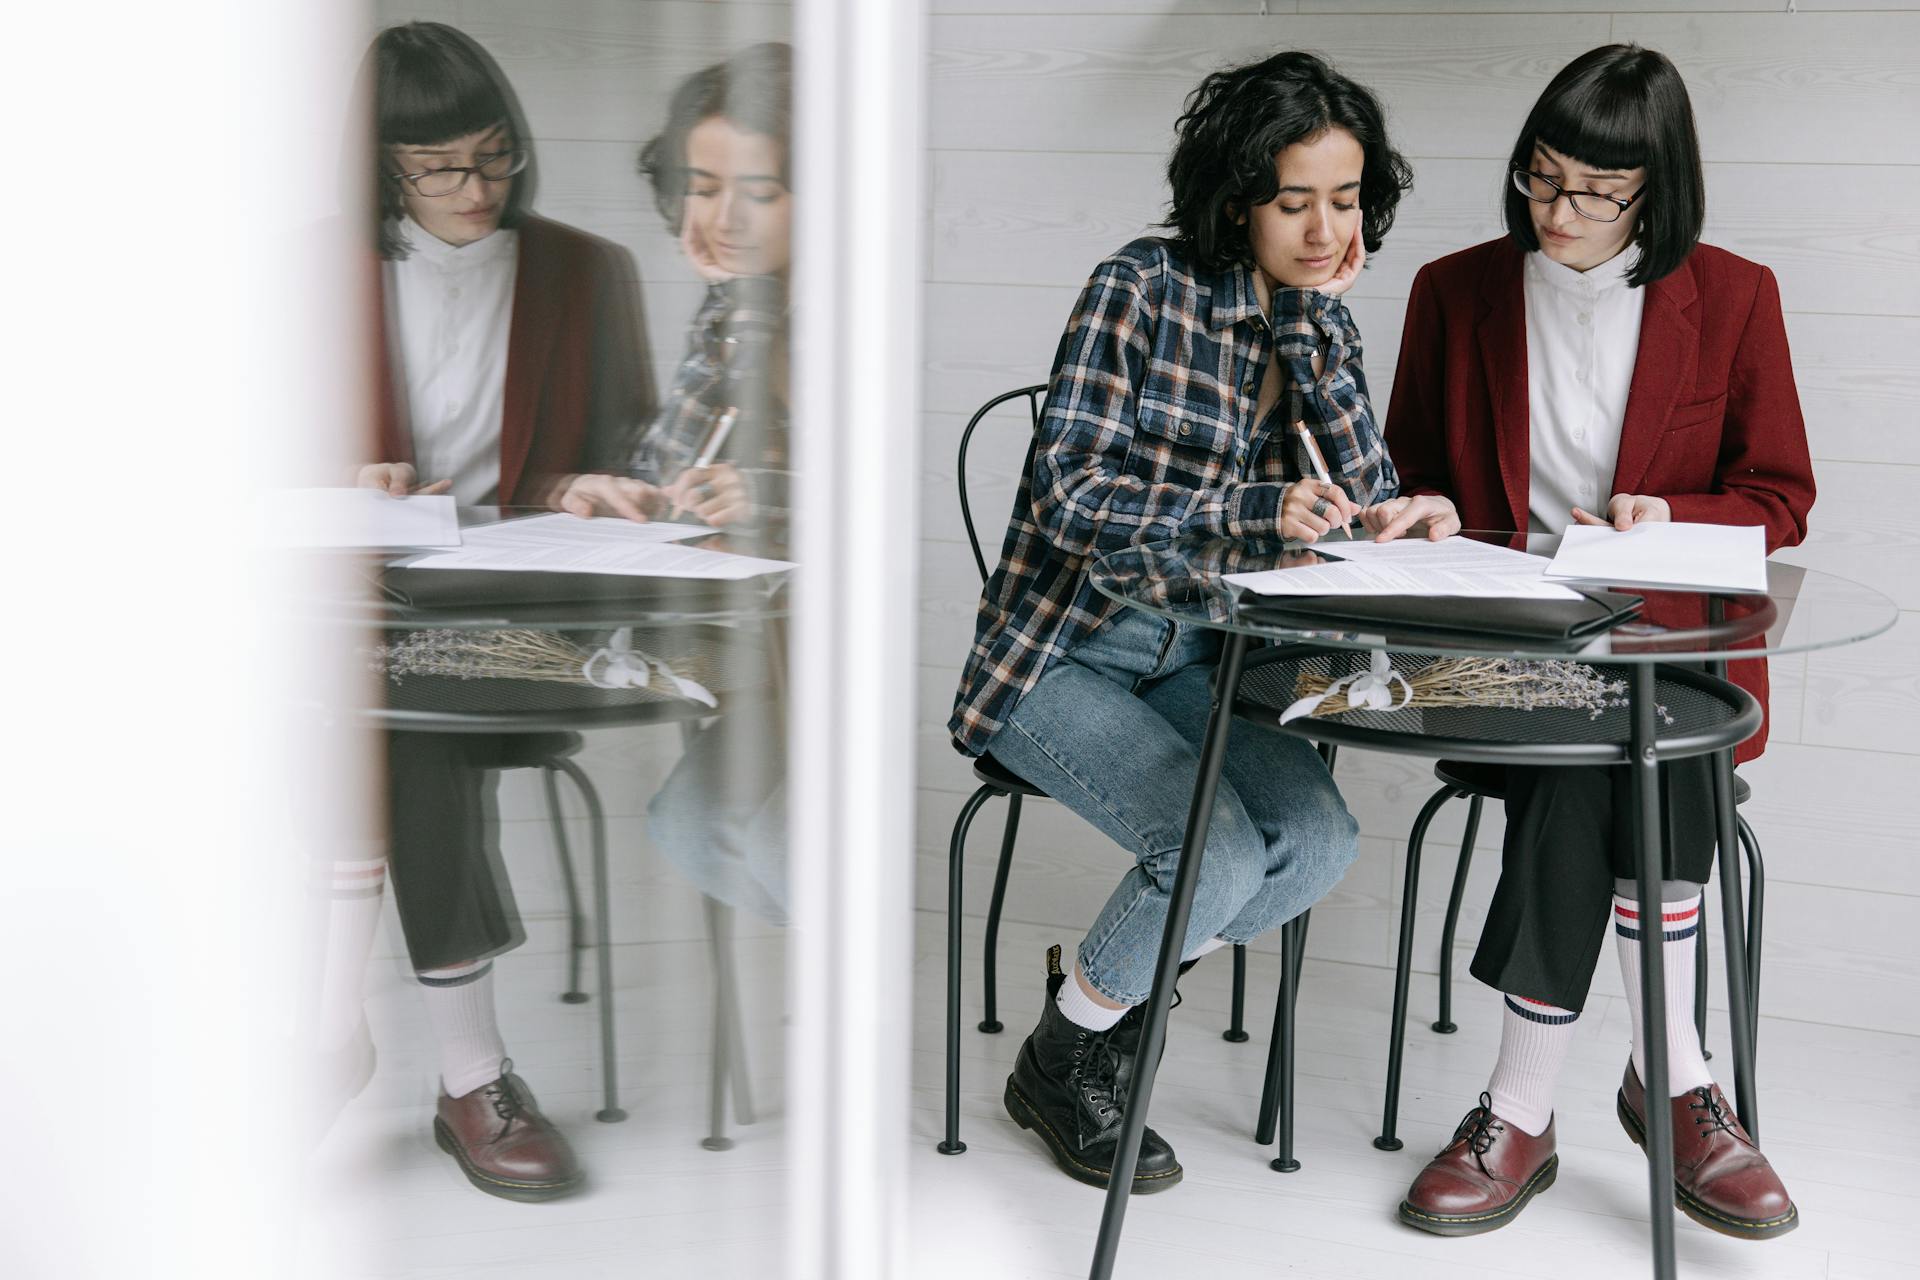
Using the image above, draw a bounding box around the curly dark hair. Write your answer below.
[1164,51,1412,273]
[638,42,793,234]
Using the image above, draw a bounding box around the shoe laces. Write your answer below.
[1448,1092,1505,1158]
[481,1058,528,1138]
[1068,1030,1127,1123]
[1686,1086,1739,1138]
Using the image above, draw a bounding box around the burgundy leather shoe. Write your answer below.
[433,1063,584,1202]
[1398,1093,1557,1236]
[1618,1063,1798,1239]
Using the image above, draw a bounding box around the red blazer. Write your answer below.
[369,215,655,506]
[1385,238,1816,762]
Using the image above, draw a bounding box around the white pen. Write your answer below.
[1292,419,1352,540]
[668,407,739,521]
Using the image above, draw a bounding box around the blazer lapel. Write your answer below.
[498,218,557,505]
[1476,244,1529,532]
[1611,258,1700,498]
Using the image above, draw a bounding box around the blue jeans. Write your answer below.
[985,609,1360,1005]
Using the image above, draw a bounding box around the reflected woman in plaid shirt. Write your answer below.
[950,51,1423,1193]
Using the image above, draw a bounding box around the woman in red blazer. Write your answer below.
[1374,46,1813,1241]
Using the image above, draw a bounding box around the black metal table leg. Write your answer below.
[1711,748,1760,1141]
[1628,665,1676,1280]
[1272,913,1303,1172]
[1088,632,1249,1280]
[552,757,625,1124]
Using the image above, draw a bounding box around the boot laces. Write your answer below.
[1687,1086,1739,1138]
[1449,1092,1505,1158]
[1069,1030,1127,1122]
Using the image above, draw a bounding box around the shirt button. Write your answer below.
[1242,380,1255,396]
[1575,370,1588,386]
[1576,312,1591,327]
[1572,427,1586,442]
[1179,423,1193,437]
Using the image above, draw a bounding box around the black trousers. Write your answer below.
[1467,757,1718,1013]
[384,731,556,972]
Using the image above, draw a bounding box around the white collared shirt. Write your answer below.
[1524,246,1644,535]
[383,218,519,507]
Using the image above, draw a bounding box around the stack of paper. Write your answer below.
[1224,536,1583,600]
[1543,523,1767,593]
[403,513,792,581]
[271,488,461,549]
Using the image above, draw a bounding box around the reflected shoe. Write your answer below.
[1003,946,1182,1194]
[1398,1093,1557,1236]
[433,1061,584,1202]
[1618,1063,1798,1239]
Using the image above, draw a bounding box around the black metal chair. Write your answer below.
[1373,758,1767,1151]
[938,385,1256,1156]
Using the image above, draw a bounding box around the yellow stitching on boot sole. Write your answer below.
[1006,1082,1182,1183]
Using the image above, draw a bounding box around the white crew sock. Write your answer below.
[1613,884,1714,1096]
[1056,960,1129,1032]
[1182,935,1230,963]
[418,958,509,1098]
[315,855,387,1052]
[1485,994,1579,1137]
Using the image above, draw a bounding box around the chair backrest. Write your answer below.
[956,384,1048,584]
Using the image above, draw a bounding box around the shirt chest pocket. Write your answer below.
[1132,393,1240,479]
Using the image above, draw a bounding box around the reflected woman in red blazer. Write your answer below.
[1374,46,1813,1240]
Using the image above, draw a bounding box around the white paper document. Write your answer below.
[1224,536,1584,600]
[1543,522,1767,593]
[404,514,791,580]
[270,488,461,549]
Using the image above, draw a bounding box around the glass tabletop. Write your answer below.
[288,506,790,632]
[1089,530,1898,664]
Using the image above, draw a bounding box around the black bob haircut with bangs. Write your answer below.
[638,42,794,235]
[1164,51,1412,274]
[1503,44,1704,288]
[366,22,536,259]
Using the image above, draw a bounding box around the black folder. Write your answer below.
[1238,587,1643,643]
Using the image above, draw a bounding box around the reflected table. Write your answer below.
[295,506,789,1139]
[1079,531,1898,1280]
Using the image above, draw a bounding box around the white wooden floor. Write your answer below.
[303,904,1920,1279]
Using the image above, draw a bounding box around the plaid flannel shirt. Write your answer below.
[633,279,791,539]
[948,236,1399,756]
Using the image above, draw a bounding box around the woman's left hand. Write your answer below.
[1571,494,1671,531]
[664,463,752,526]
[1315,225,1366,297]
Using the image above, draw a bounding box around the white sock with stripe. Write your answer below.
[418,958,509,1098]
[316,855,386,1053]
[1613,883,1714,1096]
[1486,994,1578,1137]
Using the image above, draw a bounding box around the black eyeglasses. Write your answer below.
[1511,167,1644,224]
[391,149,528,198]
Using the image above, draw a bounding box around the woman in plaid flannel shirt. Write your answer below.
[952,51,1427,1194]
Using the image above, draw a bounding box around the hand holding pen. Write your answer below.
[1280,420,1360,543]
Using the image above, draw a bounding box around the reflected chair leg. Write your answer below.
[1225,943,1250,1043]
[1738,816,1765,1060]
[1696,896,1711,1061]
[1433,793,1481,1035]
[979,792,1020,1034]
[541,767,589,1004]
[719,905,756,1127]
[552,757,624,1123]
[1380,787,1452,1151]
[940,785,994,1156]
[1090,633,1247,1280]
[702,896,735,1151]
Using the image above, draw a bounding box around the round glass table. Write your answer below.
[1078,530,1897,1280]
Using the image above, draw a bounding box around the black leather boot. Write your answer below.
[1003,946,1183,1193]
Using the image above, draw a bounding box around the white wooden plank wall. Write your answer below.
[919,1,1920,1040]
